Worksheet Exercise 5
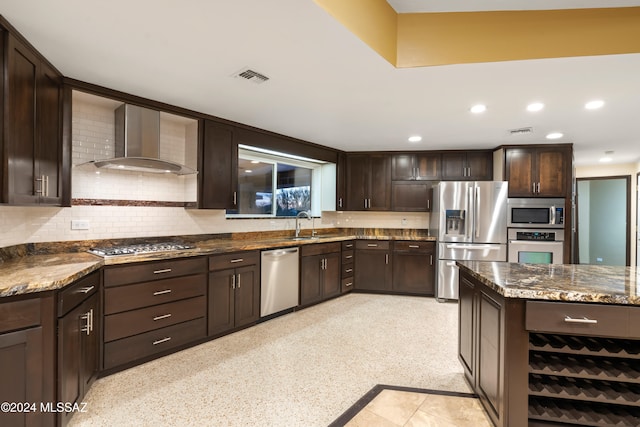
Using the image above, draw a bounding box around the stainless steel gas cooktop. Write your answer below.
[89,242,195,257]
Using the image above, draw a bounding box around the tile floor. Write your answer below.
[69,293,489,426]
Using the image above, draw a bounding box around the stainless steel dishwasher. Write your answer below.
[260,247,299,317]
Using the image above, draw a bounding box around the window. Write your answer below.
[227,146,335,217]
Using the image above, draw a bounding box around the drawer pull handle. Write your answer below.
[78,285,95,294]
[153,268,172,274]
[153,337,172,345]
[345,268,353,273]
[230,258,244,263]
[153,314,172,321]
[564,316,598,324]
[345,282,353,287]
[409,245,420,248]
[345,255,353,259]
[367,244,378,247]
[153,289,172,296]
[345,244,353,248]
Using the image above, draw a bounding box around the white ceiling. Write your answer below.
[1,0,640,166]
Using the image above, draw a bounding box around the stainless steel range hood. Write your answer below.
[90,104,196,175]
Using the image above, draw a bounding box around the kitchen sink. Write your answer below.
[290,236,320,241]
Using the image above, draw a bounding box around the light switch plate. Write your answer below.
[71,220,90,230]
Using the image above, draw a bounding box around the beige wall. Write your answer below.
[575,162,640,266]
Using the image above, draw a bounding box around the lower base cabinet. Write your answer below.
[300,242,341,306]
[208,251,260,336]
[392,241,435,295]
[354,240,392,292]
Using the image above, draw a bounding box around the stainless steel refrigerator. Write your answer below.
[430,181,508,301]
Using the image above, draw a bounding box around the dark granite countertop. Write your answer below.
[457,261,640,305]
[0,230,435,298]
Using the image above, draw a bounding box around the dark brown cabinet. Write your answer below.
[336,152,347,210]
[103,257,208,370]
[300,242,341,306]
[354,240,392,292]
[392,241,435,295]
[341,240,355,293]
[0,295,56,427]
[391,181,433,212]
[345,154,391,211]
[200,120,238,209]
[57,272,100,427]
[2,28,65,205]
[208,251,260,336]
[391,153,441,180]
[504,145,571,197]
[441,151,492,181]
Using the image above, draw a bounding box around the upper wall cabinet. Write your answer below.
[199,120,238,209]
[441,151,492,181]
[391,153,441,181]
[504,145,572,198]
[346,154,391,211]
[1,26,67,205]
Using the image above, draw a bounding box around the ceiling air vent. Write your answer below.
[232,68,270,84]
[508,127,533,135]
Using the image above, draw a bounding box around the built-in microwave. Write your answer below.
[507,198,565,229]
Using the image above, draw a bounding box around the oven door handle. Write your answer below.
[446,244,500,250]
[550,206,557,225]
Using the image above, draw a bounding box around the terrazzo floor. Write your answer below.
[69,293,481,426]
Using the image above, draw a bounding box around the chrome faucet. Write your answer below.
[295,211,312,238]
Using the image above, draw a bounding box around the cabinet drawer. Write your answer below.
[104,296,206,342]
[341,250,354,264]
[104,257,207,287]
[342,240,355,250]
[342,263,354,278]
[209,251,259,271]
[341,277,354,292]
[526,301,631,338]
[104,274,206,315]
[103,317,206,370]
[300,242,341,257]
[0,298,41,333]
[393,241,434,253]
[57,271,99,316]
[356,240,389,250]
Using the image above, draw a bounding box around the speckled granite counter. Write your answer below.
[457,261,640,305]
[0,229,436,298]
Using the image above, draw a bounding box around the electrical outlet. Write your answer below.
[401,218,408,226]
[71,220,90,230]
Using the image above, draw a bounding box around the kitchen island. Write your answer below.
[457,261,640,427]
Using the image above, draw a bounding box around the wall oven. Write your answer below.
[507,198,565,229]
[508,228,564,264]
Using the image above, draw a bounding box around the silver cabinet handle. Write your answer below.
[564,316,598,324]
[409,245,419,248]
[153,268,172,274]
[532,182,536,193]
[345,244,353,248]
[537,182,541,193]
[153,289,172,296]
[153,314,172,321]
[78,285,95,294]
[345,268,353,273]
[385,254,389,264]
[345,255,353,259]
[367,244,378,247]
[231,274,236,289]
[81,309,92,335]
[230,258,244,263]
[233,191,237,205]
[430,255,433,265]
[345,281,353,287]
[338,198,343,208]
[237,273,241,289]
[153,337,171,345]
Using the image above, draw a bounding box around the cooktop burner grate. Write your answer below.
[89,242,195,257]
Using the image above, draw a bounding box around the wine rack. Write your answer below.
[528,333,640,426]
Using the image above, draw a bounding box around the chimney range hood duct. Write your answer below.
[90,104,196,175]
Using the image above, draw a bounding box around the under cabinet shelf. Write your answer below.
[529,374,640,407]
[529,352,640,383]
[530,333,640,359]
[529,396,640,427]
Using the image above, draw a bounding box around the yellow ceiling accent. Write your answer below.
[314,1,640,67]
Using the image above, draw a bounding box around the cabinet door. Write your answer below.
[300,255,323,305]
[536,148,567,197]
[36,61,63,205]
[234,265,260,329]
[0,327,43,427]
[200,121,238,209]
[354,250,392,291]
[477,291,503,423]
[414,153,441,180]
[336,152,347,210]
[369,154,391,210]
[391,181,429,212]
[81,293,99,395]
[208,269,235,336]
[505,148,535,197]
[345,154,368,210]
[5,35,39,204]
[458,275,475,385]
[466,152,492,181]
[392,251,435,295]
[391,154,415,180]
[441,152,466,180]
[322,252,341,299]
[58,302,82,427]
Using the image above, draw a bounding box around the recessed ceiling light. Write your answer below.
[470,104,487,114]
[546,132,563,140]
[527,102,544,112]
[408,135,422,143]
[599,150,614,162]
[585,100,605,110]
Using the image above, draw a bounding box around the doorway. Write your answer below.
[576,176,630,266]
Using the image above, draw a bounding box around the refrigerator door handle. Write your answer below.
[475,186,480,239]
[467,186,473,239]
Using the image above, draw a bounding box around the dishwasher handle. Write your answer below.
[262,248,299,257]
